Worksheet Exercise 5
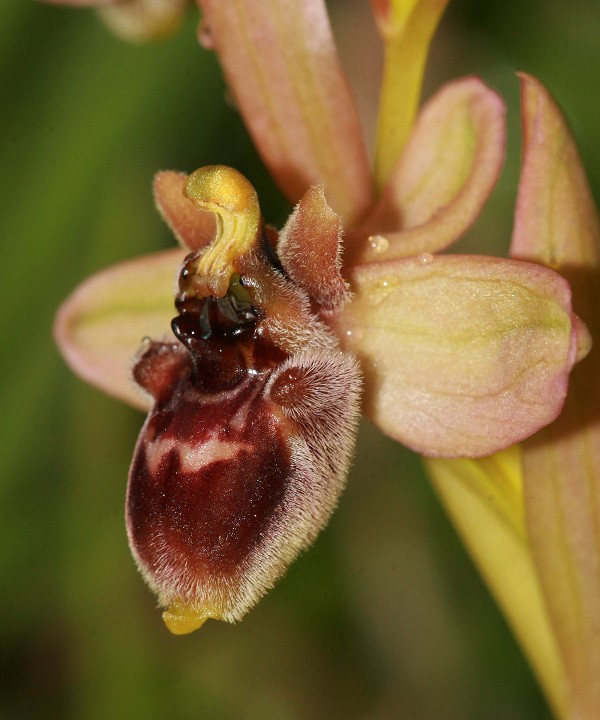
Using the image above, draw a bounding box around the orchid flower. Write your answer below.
[51,0,590,674]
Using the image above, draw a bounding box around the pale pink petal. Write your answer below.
[328,254,579,458]
[511,74,600,718]
[196,0,373,225]
[54,249,186,410]
[154,171,215,251]
[347,77,506,264]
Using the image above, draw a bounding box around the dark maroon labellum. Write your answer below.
[129,291,289,588]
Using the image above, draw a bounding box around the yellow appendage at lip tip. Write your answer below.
[162,603,212,635]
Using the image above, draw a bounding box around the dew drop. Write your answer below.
[368,278,394,306]
[344,327,363,342]
[369,235,389,255]
[418,252,434,265]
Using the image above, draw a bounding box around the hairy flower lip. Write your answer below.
[126,335,362,629]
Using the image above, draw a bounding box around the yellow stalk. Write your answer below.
[426,448,568,719]
[372,0,450,189]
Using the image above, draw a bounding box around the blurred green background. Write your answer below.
[2,1,599,718]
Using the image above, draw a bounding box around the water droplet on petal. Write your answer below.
[367,278,395,306]
[369,235,389,255]
[417,252,434,265]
